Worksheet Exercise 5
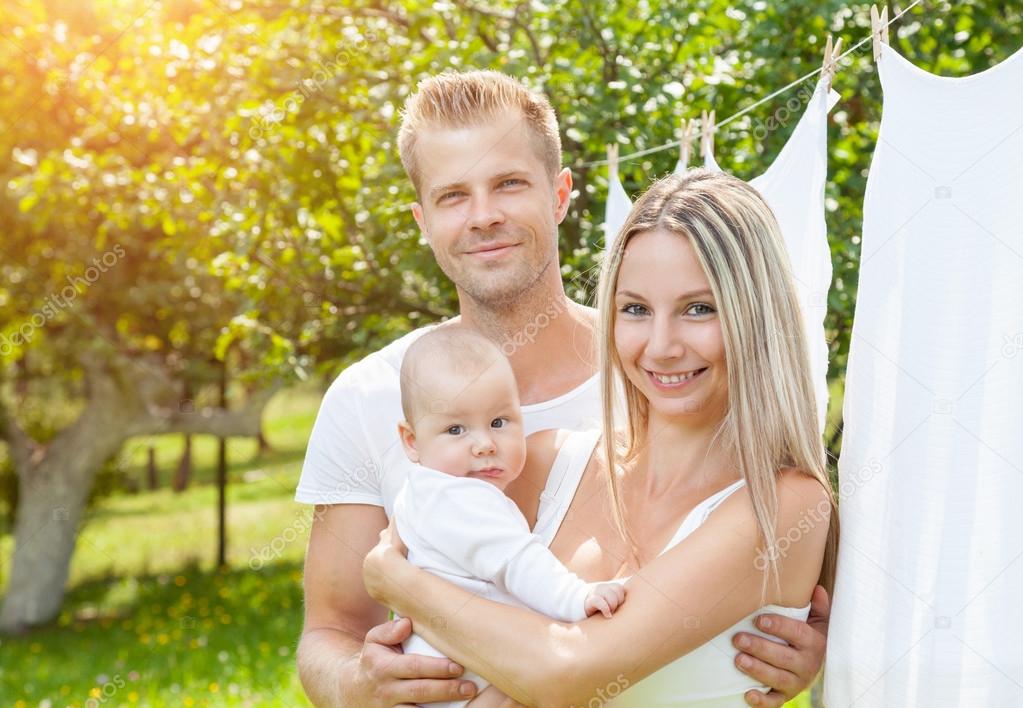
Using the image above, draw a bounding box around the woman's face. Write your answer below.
[613,228,728,422]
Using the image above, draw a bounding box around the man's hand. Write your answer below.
[299,504,476,706]
[348,616,479,706]
[731,585,831,707]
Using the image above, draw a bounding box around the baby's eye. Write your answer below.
[491,417,509,429]
[445,424,465,435]
[620,303,648,316]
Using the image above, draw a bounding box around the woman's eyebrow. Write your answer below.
[616,288,713,301]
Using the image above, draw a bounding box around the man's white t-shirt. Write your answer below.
[295,322,608,517]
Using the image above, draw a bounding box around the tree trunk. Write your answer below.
[0,406,123,634]
[172,434,193,493]
[147,446,159,490]
[216,358,228,568]
[0,353,276,634]
[257,426,271,455]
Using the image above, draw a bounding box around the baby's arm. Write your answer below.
[496,540,626,622]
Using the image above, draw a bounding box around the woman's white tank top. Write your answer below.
[533,428,811,707]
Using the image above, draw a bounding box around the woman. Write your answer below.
[363,169,839,706]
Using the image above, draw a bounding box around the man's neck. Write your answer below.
[455,283,598,406]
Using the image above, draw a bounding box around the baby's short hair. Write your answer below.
[399,326,507,424]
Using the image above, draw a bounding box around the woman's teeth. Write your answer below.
[652,369,703,384]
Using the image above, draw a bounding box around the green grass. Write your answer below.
[0,384,322,706]
[1,562,309,706]
[0,379,817,706]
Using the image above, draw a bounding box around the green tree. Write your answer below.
[1,0,1019,631]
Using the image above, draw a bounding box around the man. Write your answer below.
[295,70,829,707]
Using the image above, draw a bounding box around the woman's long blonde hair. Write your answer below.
[596,169,838,596]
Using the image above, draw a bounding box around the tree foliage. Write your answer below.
[0,0,1020,626]
[2,0,1021,385]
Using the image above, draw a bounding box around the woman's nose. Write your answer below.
[645,316,685,360]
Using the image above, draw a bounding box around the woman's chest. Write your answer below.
[542,461,723,581]
[540,461,664,581]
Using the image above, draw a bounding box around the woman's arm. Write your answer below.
[364,471,830,707]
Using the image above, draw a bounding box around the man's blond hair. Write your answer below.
[397,70,562,194]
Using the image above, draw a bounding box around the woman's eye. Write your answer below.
[687,302,715,316]
[445,425,464,435]
[620,303,648,316]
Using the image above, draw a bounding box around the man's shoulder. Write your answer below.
[323,323,446,400]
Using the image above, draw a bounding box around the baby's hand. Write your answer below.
[584,582,626,619]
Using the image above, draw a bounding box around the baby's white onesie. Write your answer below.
[393,464,604,707]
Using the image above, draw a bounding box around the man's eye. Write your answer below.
[500,179,524,188]
[439,192,463,203]
[620,303,647,316]
[446,425,464,435]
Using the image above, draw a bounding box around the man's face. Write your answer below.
[411,111,572,307]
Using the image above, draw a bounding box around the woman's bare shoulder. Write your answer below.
[701,468,832,604]
[775,468,833,522]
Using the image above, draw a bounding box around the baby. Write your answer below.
[393,326,625,707]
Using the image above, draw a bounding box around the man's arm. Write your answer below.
[731,584,831,707]
[297,503,478,706]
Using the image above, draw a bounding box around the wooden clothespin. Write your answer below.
[870,4,889,63]
[606,143,620,182]
[700,109,716,162]
[821,34,843,91]
[678,118,695,170]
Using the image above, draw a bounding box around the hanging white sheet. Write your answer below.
[825,43,1023,706]
[603,169,632,249]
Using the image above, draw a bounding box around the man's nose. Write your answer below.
[465,193,505,231]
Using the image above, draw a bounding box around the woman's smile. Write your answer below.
[646,367,709,390]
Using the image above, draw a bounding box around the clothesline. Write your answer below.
[578,0,924,169]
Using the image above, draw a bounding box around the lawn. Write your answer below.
[0,383,323,706]
[0,380,817,706]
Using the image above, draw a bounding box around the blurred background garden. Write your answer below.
[0,0,1020,705]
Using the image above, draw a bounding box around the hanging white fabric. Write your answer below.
[602,145,632,250]
[681,80,840,429]
[825,43,1023,707]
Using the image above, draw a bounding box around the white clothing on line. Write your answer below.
[825,43,1023,707]
[604,170,632,249]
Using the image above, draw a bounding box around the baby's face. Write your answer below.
[405,362,526,491]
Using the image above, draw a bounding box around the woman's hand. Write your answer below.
[362,516,411,605]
